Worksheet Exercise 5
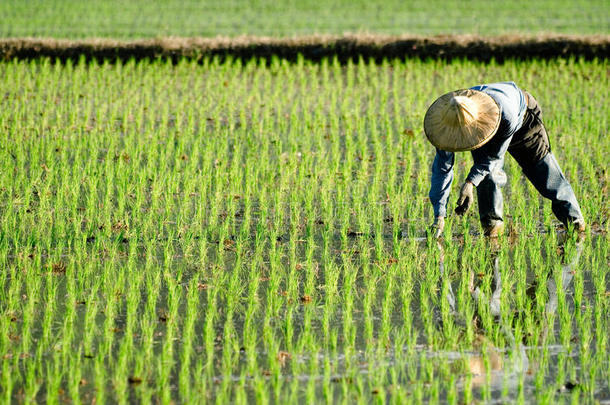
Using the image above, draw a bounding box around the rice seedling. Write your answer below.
[0,56,608,403]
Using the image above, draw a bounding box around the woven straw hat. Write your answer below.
[423,89,501,152]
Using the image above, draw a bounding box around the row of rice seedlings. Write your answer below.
[4,0,609,38]
[0,56,607,403]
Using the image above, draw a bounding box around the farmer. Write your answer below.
[424,81,585,237]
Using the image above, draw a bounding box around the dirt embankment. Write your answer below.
[1,35,608,63]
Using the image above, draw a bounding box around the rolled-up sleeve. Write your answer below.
[429,150,455,217]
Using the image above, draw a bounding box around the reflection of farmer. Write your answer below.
[424,82,585,237]
[435,241,528,385]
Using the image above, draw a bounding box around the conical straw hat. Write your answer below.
[423,89,501,152]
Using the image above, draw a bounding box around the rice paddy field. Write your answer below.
[0,56,608,404]
[2,0,609,38]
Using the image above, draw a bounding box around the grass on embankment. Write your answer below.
[1,34,609,64]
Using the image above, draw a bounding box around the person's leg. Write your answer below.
[522,153,585,229]
[476,159,507,236]
[509,91,585,230]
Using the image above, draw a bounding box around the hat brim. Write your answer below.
[423,89,501,152]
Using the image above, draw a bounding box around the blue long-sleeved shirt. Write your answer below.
[429,82,527,217]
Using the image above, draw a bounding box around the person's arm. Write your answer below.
[466,133,512,187]
[429,149,455,217]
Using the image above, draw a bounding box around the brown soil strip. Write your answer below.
[1,34,608,63]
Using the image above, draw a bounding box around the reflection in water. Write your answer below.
[544,239,583,316]
[434,235,584,387]
[469,253,502,319]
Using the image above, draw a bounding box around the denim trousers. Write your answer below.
[477,92,584,229]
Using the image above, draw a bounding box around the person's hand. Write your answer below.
[430,216,445,239]
[455,181,474,216]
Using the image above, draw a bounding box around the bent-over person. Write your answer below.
[424,81,585,237]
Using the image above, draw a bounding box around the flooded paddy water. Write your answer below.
[0,58,608,403]
[3,229,608,403]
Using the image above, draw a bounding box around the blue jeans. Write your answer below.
[477,152,584,229]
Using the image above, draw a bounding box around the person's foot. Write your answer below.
[572,219,586,233]
[483,220,504,237]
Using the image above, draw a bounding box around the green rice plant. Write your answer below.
[0,57,608,403]
[1,0,609,38]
